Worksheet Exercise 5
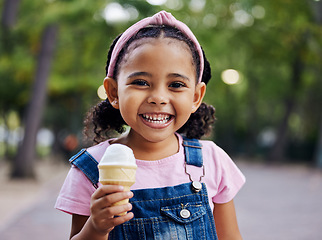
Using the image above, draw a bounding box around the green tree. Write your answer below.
[12,24,58,178]
[1,0,321,180]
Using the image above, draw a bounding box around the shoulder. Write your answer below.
[199,139,242,176]
[199,139,231,160]
[55,163,96,216]
[85,140,111,163]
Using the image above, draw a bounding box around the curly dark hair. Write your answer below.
[84,25,215,143]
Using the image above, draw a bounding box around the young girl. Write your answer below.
[56,11,245,240]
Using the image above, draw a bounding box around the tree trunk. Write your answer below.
[311,0,322,24]
[245,73,259,157]
[268,54,303,162]
[267,99,295,162]
[1,0,21,28]
[311,0,322,168]
[315,117,322,168]
[11,25,58,178]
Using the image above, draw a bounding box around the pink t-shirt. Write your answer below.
[55,134,245,216]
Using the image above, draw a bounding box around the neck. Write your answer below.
[114,130,179,161]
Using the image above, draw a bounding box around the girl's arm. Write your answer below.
[213,199,243,240]
[70,214,88,239]
[69,185,134,240]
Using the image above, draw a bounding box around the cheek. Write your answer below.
[174,95,194,115]
[118,92,141,119]
[119,90,141,105]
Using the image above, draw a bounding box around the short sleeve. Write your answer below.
[55,165,96,216]
[212,146,246,204]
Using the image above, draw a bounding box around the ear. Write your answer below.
[104,77,119,109]
[191,82,206,113]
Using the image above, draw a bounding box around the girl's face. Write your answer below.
[105,38,205,145]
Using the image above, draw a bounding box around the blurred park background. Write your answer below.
[1,0,322,178]
[0,0,322,239]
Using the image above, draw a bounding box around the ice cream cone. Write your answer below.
[99,164,137,215]
[98,144,137,215]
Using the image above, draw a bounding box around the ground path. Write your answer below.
[0,160,321,239]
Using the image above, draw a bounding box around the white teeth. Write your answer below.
[142,114,170,124]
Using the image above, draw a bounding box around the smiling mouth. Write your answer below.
[141,113,173,125]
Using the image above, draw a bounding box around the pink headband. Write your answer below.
[107,10,204,83]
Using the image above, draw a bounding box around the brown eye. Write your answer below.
[169,82,185,88]
[131,79,149,86]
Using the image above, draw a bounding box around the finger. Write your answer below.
[92,185,124,200]
[91,207,134,232]
[90,204,134,232]
[101,202,133,217]
[108,211,134,228]
[92,202,133,228]
[93,191,134,210]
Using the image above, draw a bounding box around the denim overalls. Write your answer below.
[70,137,218,240]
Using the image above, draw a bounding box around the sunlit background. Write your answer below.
[0,0,322,239]
[1,0,321,164]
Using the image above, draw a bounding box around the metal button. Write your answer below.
[180,209,191,219]
[191,181,202,192]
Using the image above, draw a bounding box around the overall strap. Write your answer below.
[70,137,203,187]
[182,136,204,191]
[182,136,203,167]
[69,149,99,188]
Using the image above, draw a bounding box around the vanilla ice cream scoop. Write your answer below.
[99,144,137,167]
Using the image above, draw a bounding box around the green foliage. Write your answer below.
[1,0,321,162]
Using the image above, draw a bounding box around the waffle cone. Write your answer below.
[98,165,137,216]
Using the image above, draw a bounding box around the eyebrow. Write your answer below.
[126,72,191,81]
[127,72,152,79]
[168,73,191,81]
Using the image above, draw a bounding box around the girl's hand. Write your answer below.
[89,185,134,236]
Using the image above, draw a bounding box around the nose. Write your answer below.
[147,87,169,105]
